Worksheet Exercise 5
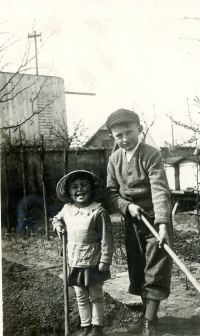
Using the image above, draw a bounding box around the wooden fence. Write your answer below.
[1,146,111,236]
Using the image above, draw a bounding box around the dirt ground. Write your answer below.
[2,212,200,336]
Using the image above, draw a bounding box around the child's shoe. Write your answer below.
[88,325,103,336]
[79,325,91,336]
[143,318,156,336]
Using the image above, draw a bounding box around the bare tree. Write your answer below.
[139,110,157,143]
[0,22,63,133]
[167,99,200,233]
[48,116,89,174]
[166,98,200,147]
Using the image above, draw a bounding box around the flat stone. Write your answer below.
[104,273,142,305]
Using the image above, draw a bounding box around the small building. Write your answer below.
[164,156,199,191]
[85,123,159,149]
[0,72,67,147]
[160,145,195,160]
[164,155,199,210]
[1,72,68,231]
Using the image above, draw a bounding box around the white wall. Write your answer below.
[164,164,175,190]
[179,161,199,190]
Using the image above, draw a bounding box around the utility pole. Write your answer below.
[28,31,41,75]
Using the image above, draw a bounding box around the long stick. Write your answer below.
[4,151,11,233]
[21,147,28,236]
[62,230,70,336]
[132,222,144,254]
[63,146,68,175]
[141,214,200,293]
[40,137,49,240]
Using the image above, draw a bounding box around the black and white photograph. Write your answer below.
[1,1,200,335]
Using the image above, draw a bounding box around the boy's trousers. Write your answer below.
[124,215,172,300]
[74,282,104,327]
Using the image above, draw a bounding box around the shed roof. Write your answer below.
[164,156,198,165]
[85,123,159,149]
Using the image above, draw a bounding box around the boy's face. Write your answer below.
[110,122,142,151]
[69,178,93,208]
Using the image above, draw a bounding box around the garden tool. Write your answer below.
[141,214,200,294]
[62,229,70,336]
[132,221,144,255]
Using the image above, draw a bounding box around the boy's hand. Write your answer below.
[98,263,109,273]
[158,224,170,248]
[128,204,144,220]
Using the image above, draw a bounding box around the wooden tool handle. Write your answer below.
[62,230,70,335]
[141,215,200,293]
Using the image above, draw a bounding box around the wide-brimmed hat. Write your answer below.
[56,170,103,202]
[106,108,140,131]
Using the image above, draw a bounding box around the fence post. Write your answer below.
[4,151,11,233]
[21,146,28,236]
[63,146,68,175]
[40,136,49,240]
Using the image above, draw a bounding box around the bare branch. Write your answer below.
[180,37,200,42]
[140,110,157,141]
[169,119,199,134]
[0,91,62,131]
[0,34,21,53]
[183,17,200,20]
[0,74,39,102]
[0,22,66,134]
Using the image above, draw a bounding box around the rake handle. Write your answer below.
[62,230,70,336]
[141,214,200,294]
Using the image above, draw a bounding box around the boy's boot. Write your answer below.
[143,318,156,336]
[88,325,103,336]
[79,325,91,336]
[127,297,146,334]
[126,314,143,334]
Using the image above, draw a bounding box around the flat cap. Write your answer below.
[106,108,140,130]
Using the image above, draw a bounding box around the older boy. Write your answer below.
[106,109,172,336]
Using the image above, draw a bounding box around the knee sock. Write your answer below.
[145,299,160,321]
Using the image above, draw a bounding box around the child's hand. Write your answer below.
[158,224,170,248]
[56,225,63,241]
[98,263,109,273]
[128,204,144,220]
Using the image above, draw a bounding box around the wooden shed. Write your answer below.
[164,156,199,191]
[0,72,67,146]
[85,123,159,149]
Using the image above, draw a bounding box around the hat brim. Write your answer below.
[56,170,103,202]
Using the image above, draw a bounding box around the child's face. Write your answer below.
[110,122,142,151]
[69,178,93,207]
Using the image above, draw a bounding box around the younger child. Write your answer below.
[52,170,114,336]
[106,109,173,336]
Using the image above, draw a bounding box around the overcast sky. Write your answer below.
[1,0,200,146]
